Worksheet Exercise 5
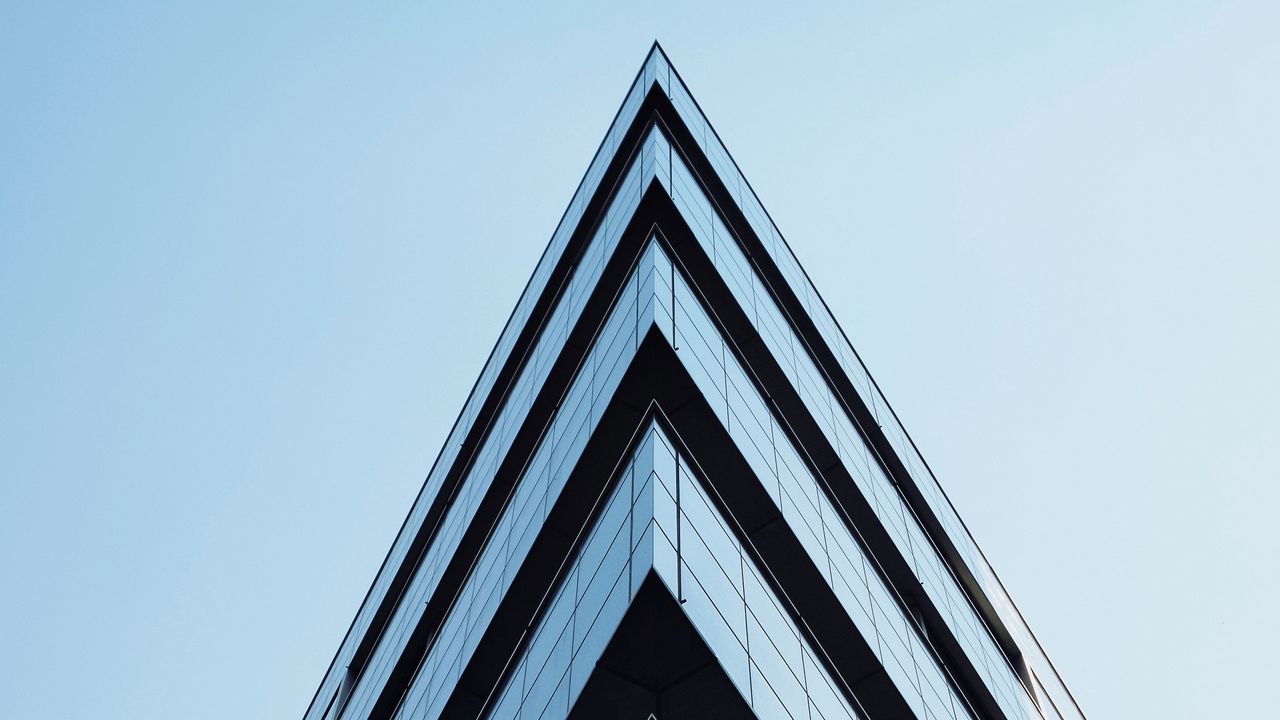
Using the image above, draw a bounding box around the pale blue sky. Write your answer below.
[2,1,1276,717]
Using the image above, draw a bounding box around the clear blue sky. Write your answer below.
[2,1,1276,717]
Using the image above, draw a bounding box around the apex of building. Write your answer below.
[304,45,1084,720]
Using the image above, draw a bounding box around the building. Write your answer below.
[303,44,1084,720]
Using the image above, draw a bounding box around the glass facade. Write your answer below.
[487,424,861,720]
[304,45,1082,720]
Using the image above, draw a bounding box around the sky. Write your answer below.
[2,1,1277,717]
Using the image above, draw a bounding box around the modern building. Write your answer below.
[304,45,1084,720]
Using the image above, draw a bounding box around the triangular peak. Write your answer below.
[570,576,752,719]
[304,46,1083,720]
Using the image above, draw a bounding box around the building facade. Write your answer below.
[304,45,1084,720]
